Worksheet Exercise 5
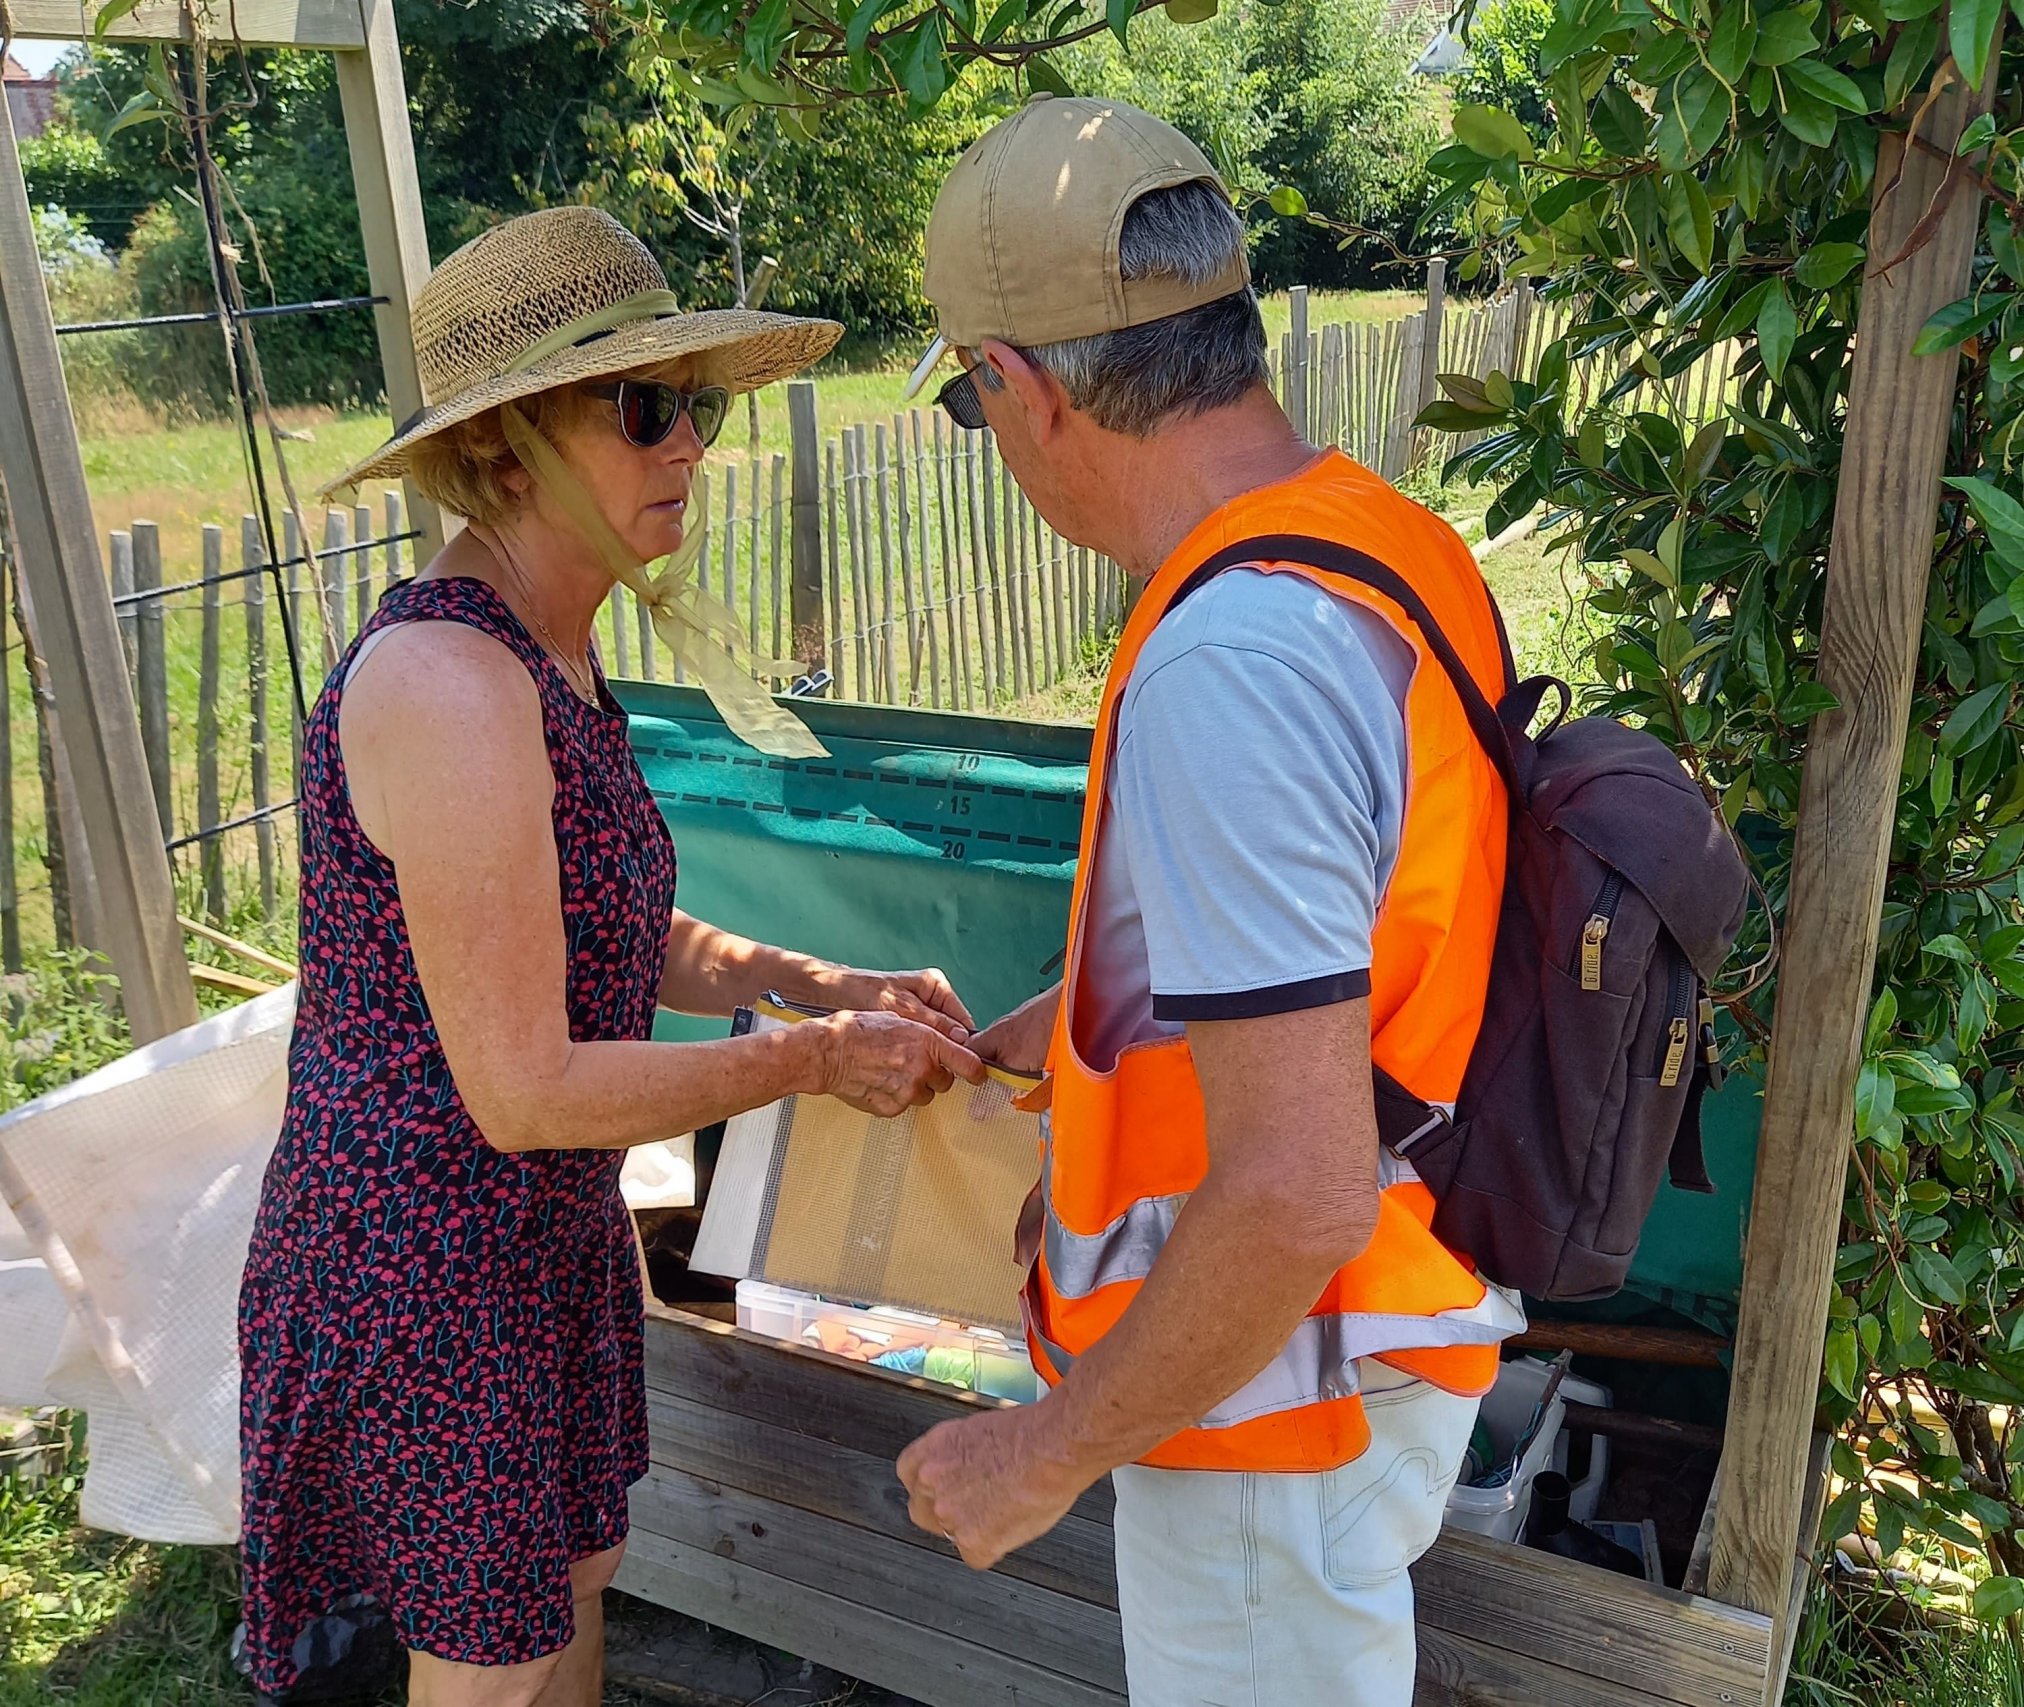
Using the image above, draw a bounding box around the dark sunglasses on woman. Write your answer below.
[583,379,730,450]
[934,365,989,432]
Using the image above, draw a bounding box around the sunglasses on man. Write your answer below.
[933,364,989,433]
[583,379,730,450]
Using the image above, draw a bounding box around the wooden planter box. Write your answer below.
[617,1304,1780,1707]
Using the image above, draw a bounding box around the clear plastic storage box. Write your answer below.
[737,1279,1040,1403]
[1443,1354,1613,1542]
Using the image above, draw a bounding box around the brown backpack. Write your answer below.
[1187,536,1751,1301]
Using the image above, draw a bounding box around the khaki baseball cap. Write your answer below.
[904,94,1251,399]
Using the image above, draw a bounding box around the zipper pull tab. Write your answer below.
[1661,1016,1691,1088]
[1580,916,1610,991]
[1698,993,1725,1091]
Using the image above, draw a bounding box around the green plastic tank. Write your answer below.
[620,682,1759,1326]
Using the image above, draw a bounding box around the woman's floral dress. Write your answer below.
[238,576,676,1693]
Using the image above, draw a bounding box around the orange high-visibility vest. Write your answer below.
[1026,449,1522,1473]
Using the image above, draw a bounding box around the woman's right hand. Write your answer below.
[809,1011,987,1116]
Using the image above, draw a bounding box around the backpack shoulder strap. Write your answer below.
[1183,533,1523,794]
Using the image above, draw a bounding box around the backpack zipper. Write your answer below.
[1659,956,1693,1086]
[1698,987,1725,1091]
[1581,871,1626,991]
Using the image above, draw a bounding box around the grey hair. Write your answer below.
[1022,180,1267,438]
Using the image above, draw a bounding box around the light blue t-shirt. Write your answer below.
[1079,568,1415,1070]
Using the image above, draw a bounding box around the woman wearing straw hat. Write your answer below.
[237,206,986,1707]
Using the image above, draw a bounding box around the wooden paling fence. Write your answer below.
[1,278,1745,954]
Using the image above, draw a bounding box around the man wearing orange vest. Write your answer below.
[894,96,1524,1704]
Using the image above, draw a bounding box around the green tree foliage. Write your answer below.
[17,121,133,248]
[583,48,1013,331]
[392,0,621,250]
[1238,0,1445,288]
[1056,7,1276,189]
[1421,0,2024,1607]
[610,0,1447,293]
[30,2,615,411]
[1451,0,1554,143]
[1061,0,1444,290]
[25,206,147,429]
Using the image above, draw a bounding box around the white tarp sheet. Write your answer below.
[0,985,695,1545]
[0,985,295,1543]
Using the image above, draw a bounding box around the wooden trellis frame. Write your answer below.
[0,3,2006,1702]
[0,0,441,1042]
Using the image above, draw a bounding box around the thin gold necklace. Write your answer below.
[481,532,600,706]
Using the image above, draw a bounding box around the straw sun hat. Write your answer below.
[322,206,841,497]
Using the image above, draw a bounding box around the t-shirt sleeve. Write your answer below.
[1112,598,1410,1021]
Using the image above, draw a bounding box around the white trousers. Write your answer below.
[1110,1371,1480,1707]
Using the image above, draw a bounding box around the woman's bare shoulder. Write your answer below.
[343,618,541,730]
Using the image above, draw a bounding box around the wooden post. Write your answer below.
[1024,500,1047,690]
[0,96,195,1038]
[769,452,787,675]
[1048,510,1068,682]
[934,413,970,712]
[606,587,633,678]
[825,440,846,698]
[1287,286,1310,440]
[787,381,825,675]
[353,500,373,633]
[130,521,173,840]
[0,552,18,973]
[109,529,137,676]
[890,422,920,703]
[1382,314,1420,481]
[197,524,226,923]
[1508,281,1534,381]
[1317,321,1333,447]
[1363,324,1383,464]
[872,424,898,703]
[723,462,746,677]
[384,489,406,583]
[284,509,307,776]
[321,508,351,653]
[1068,536,1085,662]
[242,516,276,922]
[1411,259,1447,475]
[965,436,996,704]
[636,583,657,683]
[20,594,75,950]
[1708,50,2003,1678]
[746,460,764,674]
[843,432,871,697]
[335,0,447,563]
[910,411,940,710]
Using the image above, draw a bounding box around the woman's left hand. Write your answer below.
[809,965,976,1041]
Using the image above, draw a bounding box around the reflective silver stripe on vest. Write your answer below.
[1032,1287,1523,1430]
[1038,1136,1526,1429]
[1042,1165,1189,1301]
[1042,1146,1429,1301]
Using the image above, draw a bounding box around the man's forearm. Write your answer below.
[1033,1178,1374,1479]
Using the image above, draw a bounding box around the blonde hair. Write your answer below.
[406,384,596,525]
[405,359,712,525]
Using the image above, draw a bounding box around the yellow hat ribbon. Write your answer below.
[500,403,826,759]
